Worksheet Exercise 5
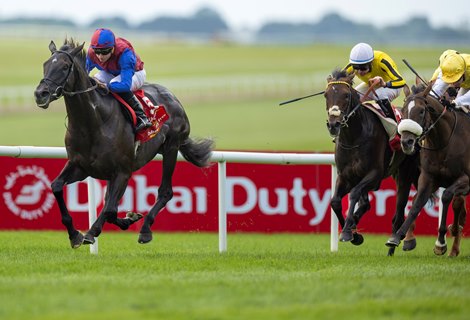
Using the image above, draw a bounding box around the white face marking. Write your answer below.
[328,105,341,116]
[52,58,57,63]
[407,100,416,113]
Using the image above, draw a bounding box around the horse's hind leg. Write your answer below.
[51,162,88,248]
[138,147,178,244]
[84,174,131,244]
[434,180,469,256]
[448,196,466,257]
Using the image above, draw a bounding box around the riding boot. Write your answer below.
[119,92,152,132]
[378,99,394,119]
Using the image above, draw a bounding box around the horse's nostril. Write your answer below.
[334,122,340,128]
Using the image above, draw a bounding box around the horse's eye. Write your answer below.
[62,64,69,71]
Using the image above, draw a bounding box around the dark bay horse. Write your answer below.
[34,39,214,248]
[386,82,467,256]
[325,69,420,255]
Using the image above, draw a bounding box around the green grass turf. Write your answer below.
[0,231,469,320]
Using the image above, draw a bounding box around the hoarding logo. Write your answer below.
[2,165,55,220]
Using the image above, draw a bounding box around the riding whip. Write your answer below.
[402,59,428,85]
[402,59,441,98]
[279,91,325,106]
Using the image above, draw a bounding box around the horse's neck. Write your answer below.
[339,109,366,142]
[426,106,455,145]
[64,93,101,131]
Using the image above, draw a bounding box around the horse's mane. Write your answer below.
[330,68,355,86]
[60,37,86,70]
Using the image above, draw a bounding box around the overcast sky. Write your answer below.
[1,0,470,31]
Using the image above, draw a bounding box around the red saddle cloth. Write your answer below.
[112,89,170,143]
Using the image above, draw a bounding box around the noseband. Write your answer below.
[39,49,97,98]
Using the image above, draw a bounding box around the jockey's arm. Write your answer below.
[454,90,470,107]
[108,49,136,92]
[378,58,406,89]
[430,71,450,99]
[85,55,96,74]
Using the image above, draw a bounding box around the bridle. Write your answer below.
[326,80,362,127]
[405,94,456,150]
[39,49,97,98]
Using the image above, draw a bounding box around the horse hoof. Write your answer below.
[126,211,143,222]
[138,232,153,244]
[433,244,447,256]
[403,238,417,251]
[386,235,400,248]
[339,231,353,242]
[387,247,396,257]
[448,249,460,257]
[351,233,364,246]
[82,233,96,245]
[70,232,84,249]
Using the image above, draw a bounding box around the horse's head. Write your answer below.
[324,69,356,137]
[34,40,85,109]
[398,82,435,154]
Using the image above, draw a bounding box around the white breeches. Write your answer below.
[355,82,402,102]
[94,69,146,91]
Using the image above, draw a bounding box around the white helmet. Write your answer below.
[349,43,374,64]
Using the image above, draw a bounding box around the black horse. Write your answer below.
[325,69,420,255]
[387,82,467,256]
[34,39,214,248]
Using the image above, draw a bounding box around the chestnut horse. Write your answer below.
[325,69,420,255]
[34,39,214,248]
[387,82,467,256]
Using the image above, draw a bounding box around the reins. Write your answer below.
[411,95,457,150]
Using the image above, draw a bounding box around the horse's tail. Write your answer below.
[179,137,215,167]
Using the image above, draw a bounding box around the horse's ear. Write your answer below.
[403,84,411,97]
[49,41,57,54]
[327,74,333,82]
[415,75,423,85]
[71,42,85,56]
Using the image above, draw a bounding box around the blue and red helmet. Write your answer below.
[90,28,115,49]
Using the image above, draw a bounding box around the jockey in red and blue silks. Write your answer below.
[85,28,151,132]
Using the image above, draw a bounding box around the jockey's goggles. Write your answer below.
[352,64,369,71]
[94,47,113,56]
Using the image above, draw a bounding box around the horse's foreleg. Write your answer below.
[340,170,380,243]
[340,188,363,243]
[51,162,88,248]
[330,176,349,229]
[352,193,370,225]
[138,147,178,244]
[394,173,415,253]
[84,174,130,244]
[386,178,434,248]
[402,221,417,251]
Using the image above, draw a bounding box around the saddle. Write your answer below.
[362,101,402,152]
[112,89,169,143]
